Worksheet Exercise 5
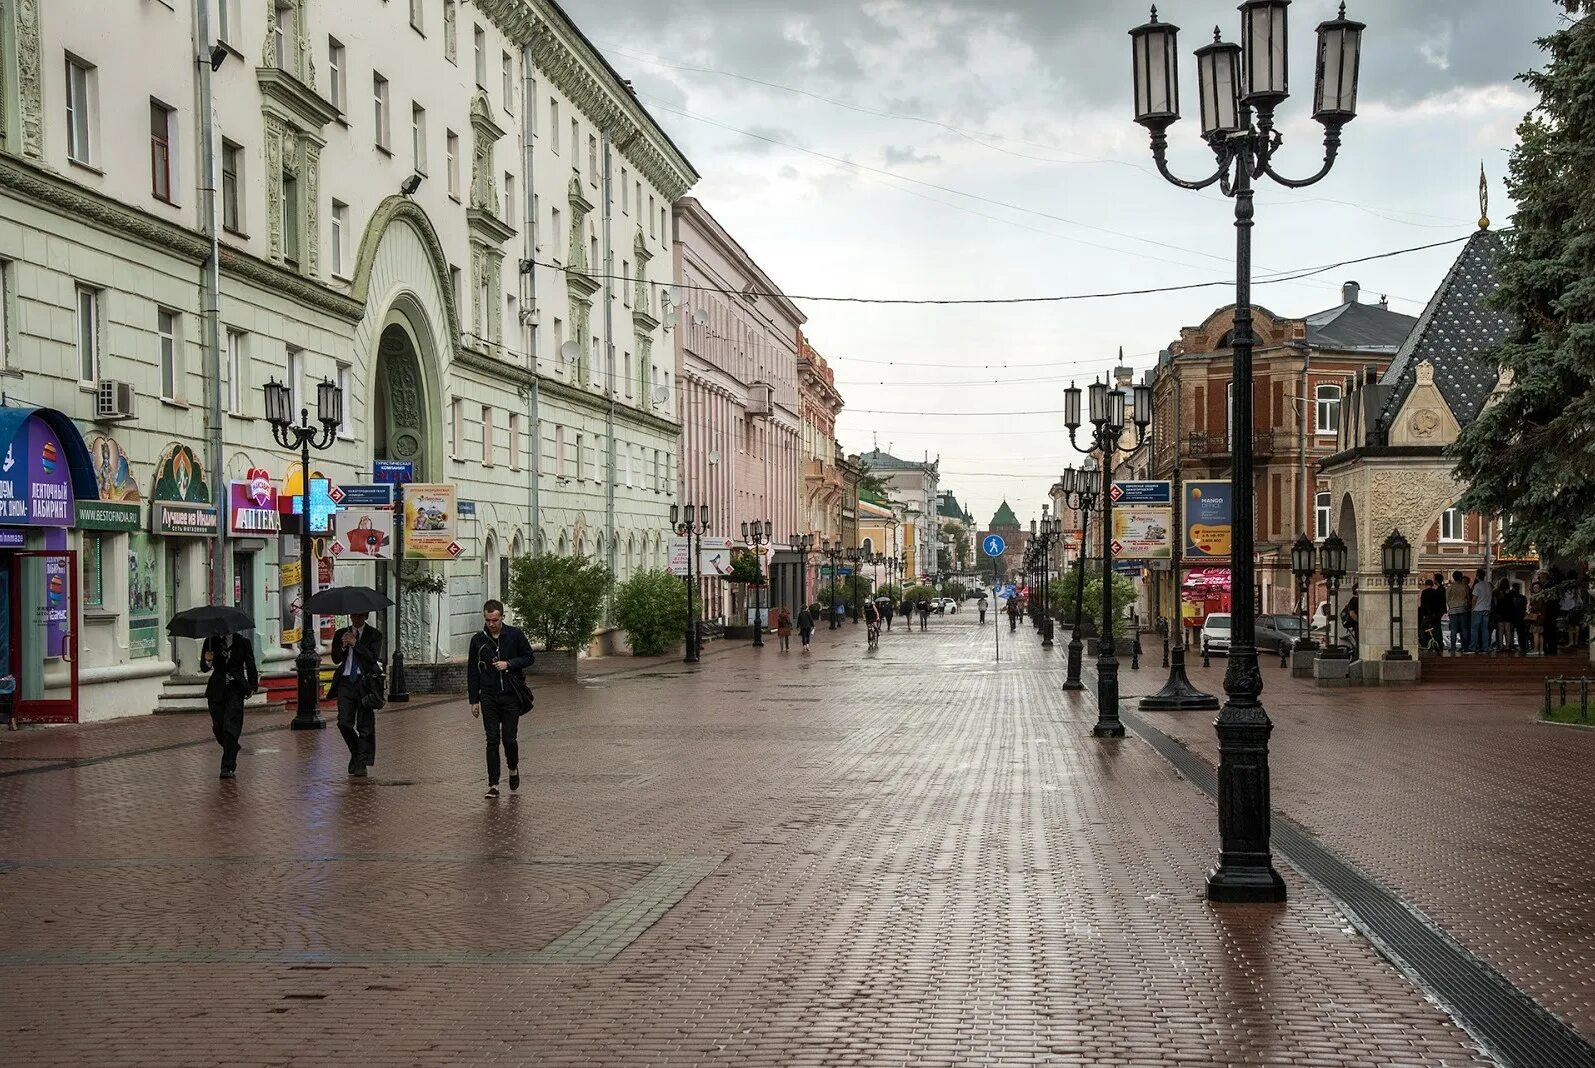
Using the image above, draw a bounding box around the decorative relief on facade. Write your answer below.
[263,120,287,258]
[303,142,321,277]
[1389,360,1462,448]
[568,177,591,270]
[468,93,505,216]
[15,0,43,158]
[1367,468,1462,566]
[470,247,487,342]
[262,0,314,88]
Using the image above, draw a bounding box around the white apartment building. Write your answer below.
[0,0,695,722]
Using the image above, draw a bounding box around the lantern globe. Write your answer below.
[1130,8,1182,129]
[1108,388,1128,432]
[1064,383,1083,432]
[1290,532,1315,579]
[1088,380,1109,426]
[1239,0,1291,108]
[1312,4,1364,126]
[263,378,292,428]
[1195,33,1244,136]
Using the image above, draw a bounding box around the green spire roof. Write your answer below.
[990,500,1019,527]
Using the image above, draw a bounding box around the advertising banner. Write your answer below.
[1111,480,1173,506]
[336,508,395,560]
[669,536,690,577]
[403,484,461,559]
[1184,480,1233,559]
[150,443,217,536]
[128,533,159,658]
[228,470,281,536]
[698,537,733,578]
[0,417,75,526]
[1111,508,1173,560]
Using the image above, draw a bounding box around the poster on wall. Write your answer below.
[128,533,160,658]
[0,417,75,526]
[403,484,461,559]
[87,435,141,502]
[1183,480,1233,559]
[336,508,395,560]
[1111,508,1173,560]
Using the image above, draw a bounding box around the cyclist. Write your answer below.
[863,599,882,649]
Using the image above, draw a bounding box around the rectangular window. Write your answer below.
[588,134,598,185]
[1315,491,1331,540]
[621,260,630,307]
[373,73,390,150]
[624,443,633,488]
[553,317,564,365]
[660,206,667,243]
[443,0,457,62]
[575,433,584,480]
[555,424,566,477]
[509,414,521,472]
[653,449,661,492]
[477,273,490,338]
[411,102,427,173]
[481,405,494,465]
[150,100,174,202]
[506,295,517,345]
[221,140,243,232]
[445,130,460,198]
[503,172,515,226]
[648,195,656,236]
[635,181,642,224]
[273,4,292,69]
[328,38,345,112]
[502,52,514,110]
[1315,384,1342,435]
[83,534,104,609]
[474,25,486,87]
[217,0,240,44]
[226,328,245,414]
[623,351,632,396]
[335,361,352,438]
[330,200,349,277]
[1441,507,1463,543]
[409,0,424,33]
[65,57,95,164]
[75,285,100,383]
[287,345,303,413]
[449,264,462,311]
[451,397,463,456]
[550,99,560,152]
[158,308,179,400]
[620,167,628,213]
[281,171,299,265]
[570,119,579,171]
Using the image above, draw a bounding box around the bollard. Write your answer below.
[1583,678,1590,725]
[1560,678,1568,710]
[1131,639,1140,671]
[1203,647,1211,669]
[1545,678,1553,718]
[1161,633,1169,669]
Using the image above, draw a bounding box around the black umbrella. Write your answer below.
[305,585,394,616]
[166,605,254,639]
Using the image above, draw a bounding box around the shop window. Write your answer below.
[83,534,105,608]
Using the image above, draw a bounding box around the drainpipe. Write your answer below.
[521,38,538,549]
[601,135,616,608]
[195,0,227,606]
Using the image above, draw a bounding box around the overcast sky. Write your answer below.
[566,0,1561,530]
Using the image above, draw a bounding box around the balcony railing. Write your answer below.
[1181,430,1277,459]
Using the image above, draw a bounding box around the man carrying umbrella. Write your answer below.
[306,586,392,778]
[170,605,256,780]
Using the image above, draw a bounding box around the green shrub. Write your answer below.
[1049,569,1137,637]
[614,569,689,656]
[508,553,610,654]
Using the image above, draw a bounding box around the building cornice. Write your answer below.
[457,347,535,388]
[677,197,807,329]
[536,375,682,436]
[0,151,362,321]
[256,67,340,133]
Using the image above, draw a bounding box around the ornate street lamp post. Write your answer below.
[1033,510,1063,647]
[846,548,864,622]
[1381,529,1412,660]
[821,537,844,628]
[741,519,771,648]
[1129,0,1363,903]
[673,504,710,663]
[1319,530,1348,658]
[1289,532,1318,658]
[264,376,343,730]
[1059,465,1100,691]
[1066,379,1152,736]
[791,532,815,615]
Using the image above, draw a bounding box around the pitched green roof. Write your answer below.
[990,500,1019,528]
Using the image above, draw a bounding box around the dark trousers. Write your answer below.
[1546,607,1562,655]
[208,690,244,771]
[918,612,929,631]
[337,691,376,768]
[481,695,521,785]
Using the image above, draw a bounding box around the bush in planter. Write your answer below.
[904,584,937,605]
[508,553,610,654]
[613,569,688,656]
[1048,570,1137,637]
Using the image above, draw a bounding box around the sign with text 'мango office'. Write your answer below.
[1183,480,1233,559]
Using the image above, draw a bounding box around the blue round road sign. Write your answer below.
[982,534,1006,558]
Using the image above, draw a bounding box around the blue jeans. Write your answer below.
[1449,610,1469,651]
[1472,610,1492,652]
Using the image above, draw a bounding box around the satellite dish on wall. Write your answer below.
[708,450,721,465]
[691,308,710,327]
[651,384,671,407]
[559,341,582,363]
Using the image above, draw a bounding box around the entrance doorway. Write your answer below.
[373,317,433,659]
[165,543,183,671]
[8,550,78,723]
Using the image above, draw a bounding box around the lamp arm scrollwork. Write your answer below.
[1150,132,1229,191]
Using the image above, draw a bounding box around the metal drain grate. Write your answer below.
[1122,707,1595,1068]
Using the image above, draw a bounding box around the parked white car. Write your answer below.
[1200,613,1233,656]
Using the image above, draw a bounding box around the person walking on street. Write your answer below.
[1471,568,1494,654]
[1342,585,1361,661]
[978,595,988,624]
[797,605,814,653]
[1007,595,1021,633]
[200,630,257,780]
[776,607,793,652]
[1446,570,1471,653]
[882,599,894,631]
[468,600,535,799]
[916,596,931,632]
[1418,576,1445,653]
[330,613,384,777]
[832,598,846,630]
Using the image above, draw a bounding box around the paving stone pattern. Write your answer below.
[0,618,1494,1066]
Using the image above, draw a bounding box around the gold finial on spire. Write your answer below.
[1478,162,1490,230]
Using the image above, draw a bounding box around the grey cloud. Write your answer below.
[883,144,943,166]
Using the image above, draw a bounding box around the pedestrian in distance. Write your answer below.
[916,597,931,632]
[978,596,988,624]
[882,599,894,631]
[1418,576,1445,653]
[1445,570,1471,654]
[776,607,793,652]
[1470,567,1493,654]
[832,598,846,630]
[797,604,814,653]
[1007,595,1021,633]
[200,630,257,780]
[1341,584,1360,661]
[864,599,882,649]
[1528,580,1546,654]
[1493,579,1514,654]
[330,612,384,777]
[468,600,535,799]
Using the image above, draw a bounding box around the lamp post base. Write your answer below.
[386,650,411,704]
[290,649,324,730]
[1139,652,1219,712]
[1062,638,1085,690]
[1091,722,1126,738]
[1206,861,1287,903]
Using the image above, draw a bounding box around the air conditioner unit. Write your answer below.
[746,381,774,417]
[96,379,135,421]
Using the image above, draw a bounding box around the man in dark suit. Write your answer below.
[330,613,384,777]
[200,630,258,779]
[467,599,534,799]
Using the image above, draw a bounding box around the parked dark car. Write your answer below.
[1255,613,1307,653]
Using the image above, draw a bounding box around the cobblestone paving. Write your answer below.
[0,618,1495,1066]
[1124,648,1595,1043]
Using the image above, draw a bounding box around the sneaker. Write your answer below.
[351,765,367,778]
[509,772,520,792]
[485,785,499,798]
[219,768,236,780]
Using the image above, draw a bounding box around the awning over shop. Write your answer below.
[1183,567,1232,590]
[0,406,99,525]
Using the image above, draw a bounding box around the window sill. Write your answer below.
[449,193,462,204]
[67,157,105,177]
[223,225,250,240]
[84,609,119,624]
[160,398,191,410]
[376,144,393,158]
[227,411,255,421]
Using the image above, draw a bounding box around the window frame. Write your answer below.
[226,328,246,415]
[473,25,487,88]
[411,101,427,174]
[445,129,460,199]
[408,0,424,34]
[502,51,514,111]
[335,361,352,438]
[1314,491,1331,541]
[1440,506,1464,543]
[220,139,244,233]
[481,405,494,466]
[280,170,300,266]
[149,99,175,203]
[82,533,105,609]
[373,73,391,151]
[327,37,346,113]
[330,199,349,278]
[1315,383,1342,436]
[157,307,180,402]
[65,56,96,166]
[443,0,458,62]
[75,284,100,384]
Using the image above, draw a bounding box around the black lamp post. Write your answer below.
[673,503,710,663]
[791,532,815,614]
[741,519,771,648]
[1033,510,1063,647]
[1066,378,1152,737]
[1381,529,1412,660]
[1319,530,1348,659]
[1289,533,1318,653]
[1130,0,1363,904]
[822,537,843,628]
[1059,465,1099,691]
[264,375,343,731]
[846,548,863,622]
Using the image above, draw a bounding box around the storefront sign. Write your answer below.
[337,484,393,508]
[403,484,459,559]
[1111,507,1173,560]
[0,529,24,548]
[150,443,216,536]
[1184,480,1233,559]
[228,470,281,535]
[75,500,141,531]
[337,508,394,559]
[87,435,141,502]
[374,460,414,484]
[1111,480,1173,506]
[0,417,75,526]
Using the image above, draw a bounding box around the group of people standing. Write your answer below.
[1418,568,1586,655]
[201,601,536,798]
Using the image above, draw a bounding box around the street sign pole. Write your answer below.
[993,553,1000,663]
[387,480,410,703]
[983,533,1007,663]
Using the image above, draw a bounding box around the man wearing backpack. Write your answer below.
[468,600,535,799]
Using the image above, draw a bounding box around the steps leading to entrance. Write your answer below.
[153,673,285,715]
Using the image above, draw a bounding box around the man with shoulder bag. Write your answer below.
[468,599,535,799]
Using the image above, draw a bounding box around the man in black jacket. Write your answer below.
[200,630,258,779]
[330,613,384,777]
[467,599,535,798]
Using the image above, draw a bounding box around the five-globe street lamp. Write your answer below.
[1319,530,1349,659]
[1290,533,1318,654]
[1129,0,1364,904]
[673,504,710,663]
[1381,529,1412,660]
[1058,464,1100,692]
[741,519,772,648]
[1034,509,1064,648]
[264,376,343,730]
[1066,377,1152,737]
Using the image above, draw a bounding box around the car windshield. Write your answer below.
[1271,616,1305,634]
[1206,614,1232,630]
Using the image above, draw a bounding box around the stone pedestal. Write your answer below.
[1291,648,1318,678]
[1313,655,1355,686]
[1375,656,1421,684]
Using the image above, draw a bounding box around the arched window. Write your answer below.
[1315,384,1342,435]
[1315,492,1331,540]
[483,534,499,601]
[862,536,874,555]
[626,534,636,578]
[1440,506,1463,542]
[557,532,567,557]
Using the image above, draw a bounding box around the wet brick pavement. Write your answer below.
[0,616,1500,1066]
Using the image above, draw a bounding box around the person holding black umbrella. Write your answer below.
[200,628,257,779]
[330,612,384,777]
[468,599,534,798]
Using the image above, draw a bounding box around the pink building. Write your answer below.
[673,198,803,625]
